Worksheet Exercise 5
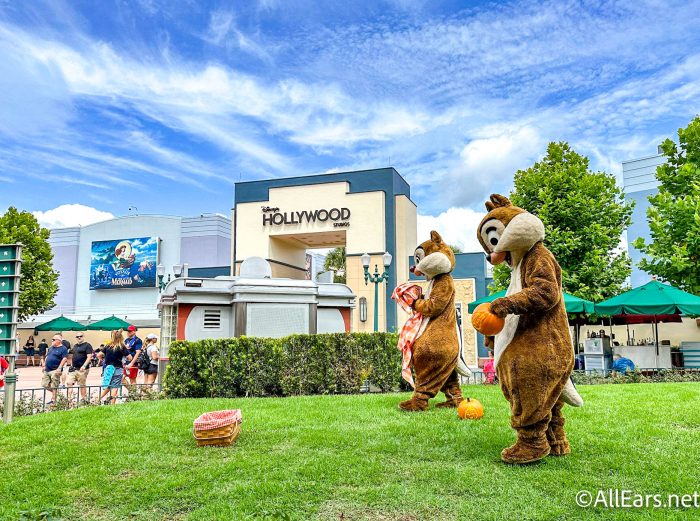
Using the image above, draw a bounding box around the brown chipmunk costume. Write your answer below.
[477,194,583,464]
[399,231,465,411]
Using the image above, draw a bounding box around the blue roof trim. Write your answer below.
[234,168,411,204]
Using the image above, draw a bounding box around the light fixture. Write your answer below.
[157,264,171,292]
[359,297,368,322]
[173,264,183,278]
[362,252,391,332]
[382,251,392,268]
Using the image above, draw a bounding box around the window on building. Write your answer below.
[160,305,177,358]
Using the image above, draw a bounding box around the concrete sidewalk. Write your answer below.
[12,365,103,389]
[11,365,155,390]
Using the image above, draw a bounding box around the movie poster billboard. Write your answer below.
[89,237,159,290]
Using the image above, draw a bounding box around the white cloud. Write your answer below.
[445,125,543,207]
[203,9,273,62]
[417,207,486,253]
[206,10,236,45]
[459,126,541,176]
[3,25,430,154]
[33,204,114,229]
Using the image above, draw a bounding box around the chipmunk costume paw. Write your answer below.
[398,396,429,412]
[501,434,551,464]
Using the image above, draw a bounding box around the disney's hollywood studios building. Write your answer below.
[24,168,492,365]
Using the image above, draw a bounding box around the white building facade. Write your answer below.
[38,213,231,326]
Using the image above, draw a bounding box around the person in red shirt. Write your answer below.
[0,356,8,389]
[482,337,496,384]
[483,352,496,384]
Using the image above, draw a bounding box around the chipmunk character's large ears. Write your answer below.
[485,194,513,212]
[430,230,443,244]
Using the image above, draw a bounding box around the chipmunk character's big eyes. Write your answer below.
[413,247,424,263]
[480,219,505,251]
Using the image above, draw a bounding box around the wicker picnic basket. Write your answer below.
[193,409,242,447]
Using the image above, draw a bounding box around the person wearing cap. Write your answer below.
[43,335,69,405]
[143,333,160,387]
[124,325,142,385]
[66,332,93,403]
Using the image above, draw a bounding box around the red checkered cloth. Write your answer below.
[193,409,242,432]
[391,283,424,388]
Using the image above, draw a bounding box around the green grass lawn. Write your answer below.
[2,383,700,520]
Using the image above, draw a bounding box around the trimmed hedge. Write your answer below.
[572,368,700,385]
[163,333,403,399]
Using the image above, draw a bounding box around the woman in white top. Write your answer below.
[143,333,160,387]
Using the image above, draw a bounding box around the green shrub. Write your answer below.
[0,393,45,417]
[572,368,700,385]
[164,332,401,399]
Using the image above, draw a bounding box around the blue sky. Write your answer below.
[1,0,699,250]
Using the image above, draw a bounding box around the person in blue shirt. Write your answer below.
[43,335,69,405]
[612,353,635,374]
[124,325,143,384]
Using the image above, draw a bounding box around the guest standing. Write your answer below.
[483,350,496,384]
[38,338,48,367]
[142,334,160,387]
[123,325,142,385]
[66,333,94,403]
[43,335,69,405]
[24,336,36,366]
[98,330,129,405]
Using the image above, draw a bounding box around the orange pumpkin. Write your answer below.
[457,397,484,420]
[471,302,505,336]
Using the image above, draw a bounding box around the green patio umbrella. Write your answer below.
[595,280,700,316]
[595,280,700,364]
[468,290,595,314]
[35,315,86,331]
[86,315,132,331]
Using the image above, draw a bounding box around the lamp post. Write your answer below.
[361,252,392,332]
[156,264,170,293]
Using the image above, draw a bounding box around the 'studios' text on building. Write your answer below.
[261,207,351,227]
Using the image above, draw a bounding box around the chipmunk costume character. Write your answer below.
[398,231,466,412]
[478,194,583,464]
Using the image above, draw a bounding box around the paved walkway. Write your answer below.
[4,365,159,410]
[12,364,104,389]
[11,365,155,389]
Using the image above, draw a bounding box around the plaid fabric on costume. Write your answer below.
[391,283,424,388]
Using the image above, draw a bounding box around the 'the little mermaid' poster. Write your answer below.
[89,237,159,290]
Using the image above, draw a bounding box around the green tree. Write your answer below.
[449,244,462,254]
[0,207,59,321]
[323,247,346,284]
[633,116,700,294]
[491,142,634,302]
